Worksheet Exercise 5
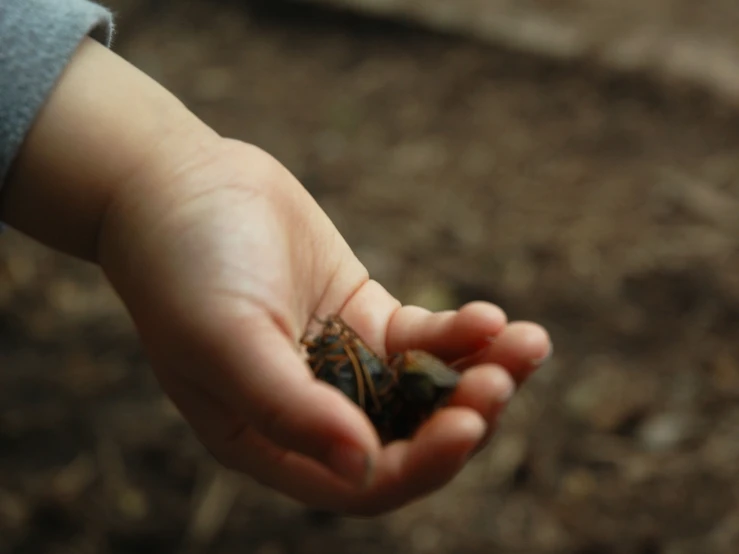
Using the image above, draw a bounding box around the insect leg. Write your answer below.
[342,343,367,411]
[364,366,383,413]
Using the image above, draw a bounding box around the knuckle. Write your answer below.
[256,401,294,447]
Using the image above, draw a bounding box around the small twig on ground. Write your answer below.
[181,464,243,554]
[656,168,739,236]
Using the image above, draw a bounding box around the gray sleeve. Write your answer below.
[0,0,114,188]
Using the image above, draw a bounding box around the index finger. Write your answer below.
[385,301,508,361]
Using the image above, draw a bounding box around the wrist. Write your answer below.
[0,37,219,261]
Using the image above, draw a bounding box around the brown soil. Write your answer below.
[306,0,739,104]
[3,1,739,552]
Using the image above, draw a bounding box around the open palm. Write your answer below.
[99,140,551,516]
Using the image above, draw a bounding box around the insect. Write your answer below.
[301,314,460,443]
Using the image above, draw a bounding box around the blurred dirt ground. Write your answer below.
[302,0,739,104]
[3,0,739,552]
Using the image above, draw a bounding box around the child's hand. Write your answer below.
[98,139,551,516]
[2,38,551,516]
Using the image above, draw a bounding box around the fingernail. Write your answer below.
[531,342,553,366]
[463,414,488,444]
[328,443,373,488]
[492,370,516,403]
[469,432,492,460]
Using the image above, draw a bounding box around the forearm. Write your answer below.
[0,37,219,261]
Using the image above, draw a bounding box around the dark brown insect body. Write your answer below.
[301,315,460,443]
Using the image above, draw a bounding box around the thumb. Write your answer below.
[198,312,382,487]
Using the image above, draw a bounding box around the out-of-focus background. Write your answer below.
[3,0,739,552]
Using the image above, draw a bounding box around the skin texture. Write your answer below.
[0,38,552,516]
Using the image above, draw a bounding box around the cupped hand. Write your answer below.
[98,139,551,516]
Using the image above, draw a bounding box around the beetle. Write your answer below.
[301,314,460,443]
